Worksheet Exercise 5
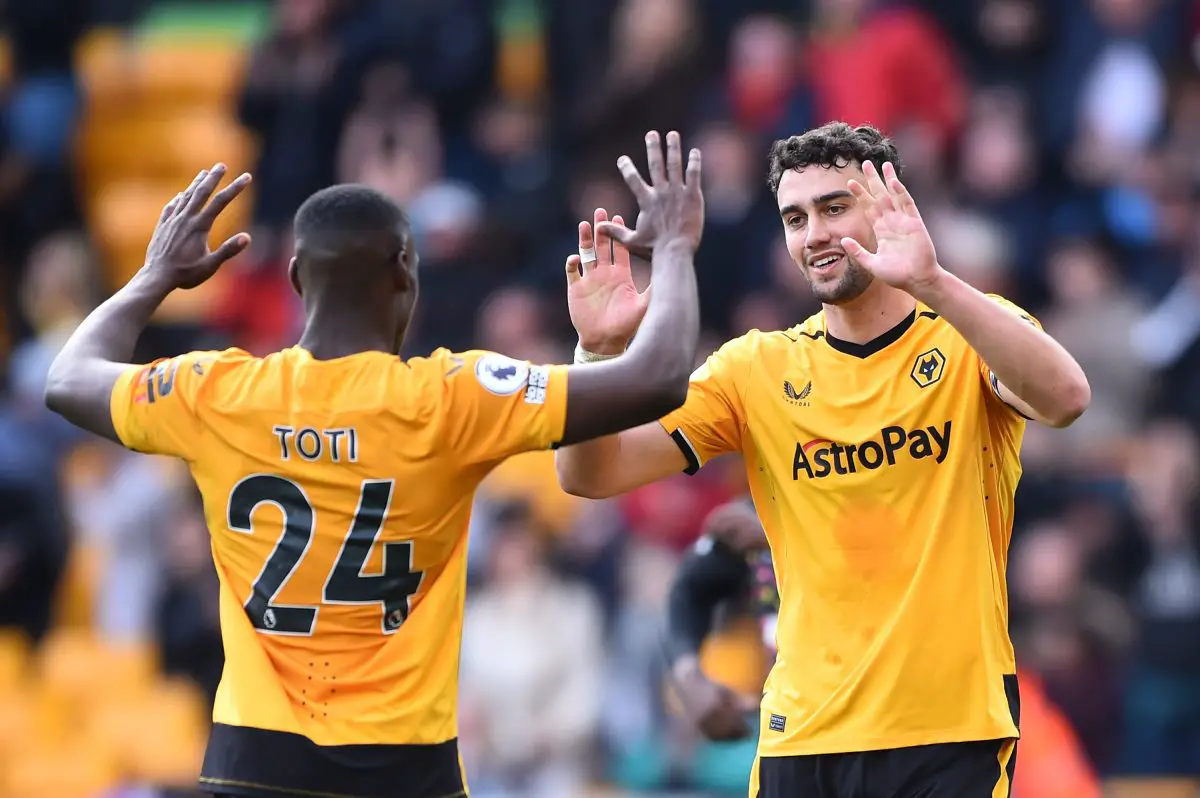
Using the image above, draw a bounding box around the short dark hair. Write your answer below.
[294,184,411,243]
[767,122,900,195]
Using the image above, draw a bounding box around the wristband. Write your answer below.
[574,343,622,364]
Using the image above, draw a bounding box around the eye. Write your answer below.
[827,204,846,215]
[786,215,807,229]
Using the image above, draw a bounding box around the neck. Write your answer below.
[296,313,400,360]
[822,283,916,344]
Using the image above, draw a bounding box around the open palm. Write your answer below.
[840,161,940,294]
[566,208,650,354]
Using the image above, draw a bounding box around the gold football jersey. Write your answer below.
[660,296,1033,756]
[110,346,568,796]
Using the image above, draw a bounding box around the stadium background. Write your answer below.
[0,0,1199,796]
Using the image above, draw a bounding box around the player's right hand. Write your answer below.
[565,208,650,355]
[145,163,252,290]
[599,130,703,261]
[674,662,758,742]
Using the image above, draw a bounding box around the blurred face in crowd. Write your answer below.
[276,0,332,38]
[489,524,544,587]
[729,15,796,87]
[777,164,876,305]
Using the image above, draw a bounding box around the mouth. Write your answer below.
[807,252,845,276]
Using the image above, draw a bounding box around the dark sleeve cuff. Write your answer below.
[668,428,701,475]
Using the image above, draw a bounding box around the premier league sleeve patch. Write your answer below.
[474,353,531,396]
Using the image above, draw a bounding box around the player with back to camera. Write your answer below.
[42,130,704,798]
[557,122,1092,798]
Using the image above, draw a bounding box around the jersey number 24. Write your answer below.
[227,475,424,636]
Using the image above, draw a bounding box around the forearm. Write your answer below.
[663,540,750,669]
[913,271,1090,426]
[45,266,173,439]
[623,237,700,387]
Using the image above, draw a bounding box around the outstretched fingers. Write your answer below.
[611,214,632,271]
[644,130,666,186]
[617,155,652,203]
[860,161,896,213]
[196,172,252,227]
[847,180,882,225]
[565,253,582,285]
[185,164,227,215]
[882,161,919,217]
[199,232,251,271]
[840,236,877,270]
[593,208,613,268]
[665,131,683,185]
[685,147,702,190]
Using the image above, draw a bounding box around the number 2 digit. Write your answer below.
[227,475,423,636]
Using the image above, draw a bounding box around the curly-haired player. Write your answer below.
[556,122,1092,797]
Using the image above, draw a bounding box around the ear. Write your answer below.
[395,244,417,292]
[288,257,302,297]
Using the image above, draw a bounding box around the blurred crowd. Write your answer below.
[1,0,1200,796]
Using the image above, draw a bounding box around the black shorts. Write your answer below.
[199,723,466,798]
[752,737,1018,798]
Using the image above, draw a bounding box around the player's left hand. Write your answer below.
[145,164,253,290]
[840,161,944,296]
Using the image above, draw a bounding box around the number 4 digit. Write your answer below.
[323,480,424,634]
[228,475,423,636]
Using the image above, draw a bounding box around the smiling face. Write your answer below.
[777,163,877,305]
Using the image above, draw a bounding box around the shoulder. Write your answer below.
[713,324,806,364]
[407,348,541,396]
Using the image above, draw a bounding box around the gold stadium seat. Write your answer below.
[0,743,119,798]
[136,43,247,106]
[108,678,209,785]
[0,628,30,697]
[37,629,156,705]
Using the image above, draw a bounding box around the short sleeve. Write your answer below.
[110,351,219,459]
[659,339,747,474]
[440,350,569,465]
[978,294,1043,418]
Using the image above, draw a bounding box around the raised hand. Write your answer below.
[672,662,758,742]
[565,208,650,355]
[598,130,703,261]
[146,164,253,290]
[840,161,942,295]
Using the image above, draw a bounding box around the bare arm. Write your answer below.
[45,165,251,442]
[913,272,1091,428]
[44,268,173,443]
[556,131,704,448]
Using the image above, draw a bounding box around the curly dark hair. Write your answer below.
[766,122,901,195]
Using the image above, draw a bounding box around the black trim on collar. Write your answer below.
[824,309,917,359]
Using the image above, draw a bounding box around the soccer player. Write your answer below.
[556,122,1092,797]
[43,130,704,798]
[664,497,771,743]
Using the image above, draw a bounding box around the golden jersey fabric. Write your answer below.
[660,296,1035,757]
[110,346,569,797]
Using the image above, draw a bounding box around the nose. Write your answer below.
[805,214,833,252]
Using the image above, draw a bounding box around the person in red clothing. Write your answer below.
[807,0,966,157]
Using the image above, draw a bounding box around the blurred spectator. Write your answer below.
[0,397,69,644]
[807,0,967,160]
[460,502,604,797]
[1119,419,1200,776]
[238,0,366,248]
[155,484,223,703]
[0,0,87,341]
